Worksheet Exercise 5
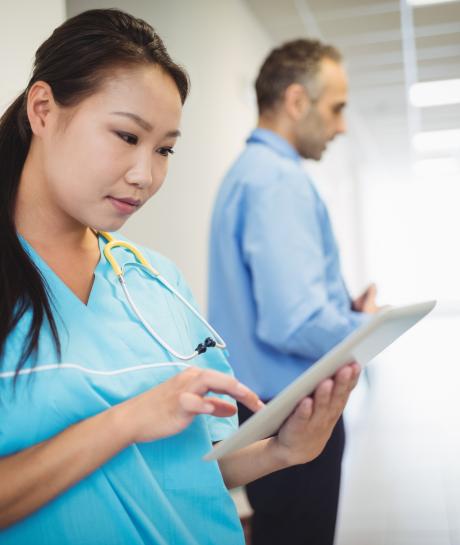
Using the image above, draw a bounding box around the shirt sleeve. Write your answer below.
[242,171,369,362]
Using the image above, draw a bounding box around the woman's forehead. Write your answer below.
[75,65,183,127]
[97,65,180,103]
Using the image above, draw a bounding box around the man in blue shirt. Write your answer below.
[209,39,378,545]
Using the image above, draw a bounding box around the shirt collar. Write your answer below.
[247,128,301,163]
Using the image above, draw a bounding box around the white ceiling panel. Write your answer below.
[245,0,460,165]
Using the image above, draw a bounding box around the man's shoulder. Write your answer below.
[226,141,305,190]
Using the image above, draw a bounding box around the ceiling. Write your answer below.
[245,0,460,173]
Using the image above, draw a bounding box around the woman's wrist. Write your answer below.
[105,401,138,449]
[266,433,317,469]
[264,436,297,471]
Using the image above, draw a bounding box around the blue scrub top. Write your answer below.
[0,234,244,545]
[208,128,368,400]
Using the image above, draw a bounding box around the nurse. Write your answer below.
[0,8,360,545]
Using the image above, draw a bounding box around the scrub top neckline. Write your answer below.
[19,232,106,310]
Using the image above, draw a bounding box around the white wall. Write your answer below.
[67,0,271,309]
[362,172,460,306]
[0,1,66,112]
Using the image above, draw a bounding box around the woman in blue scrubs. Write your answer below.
[0,9,360,544]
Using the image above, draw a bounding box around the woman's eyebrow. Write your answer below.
[110,111,180,138]
[166,129,181,138]
[111,111,153,131]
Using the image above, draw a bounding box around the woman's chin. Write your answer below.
[89,216,129,234]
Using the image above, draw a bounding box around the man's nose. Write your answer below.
[336,114,347,135]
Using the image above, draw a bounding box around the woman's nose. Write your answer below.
[124,154,153,189]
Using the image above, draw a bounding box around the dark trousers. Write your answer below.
[238,402,345,545]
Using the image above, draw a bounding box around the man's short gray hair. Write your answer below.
[255,38,342,114]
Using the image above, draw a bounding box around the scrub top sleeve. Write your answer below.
[242,174,365,361]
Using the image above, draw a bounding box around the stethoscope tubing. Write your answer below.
[100,232,226,361]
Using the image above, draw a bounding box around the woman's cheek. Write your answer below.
[152,160,169,190]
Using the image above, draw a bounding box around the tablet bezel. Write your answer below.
[205,300,436,461]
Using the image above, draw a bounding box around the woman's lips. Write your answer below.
[107,196,141,215]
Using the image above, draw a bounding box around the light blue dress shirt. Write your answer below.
[208,128,368,400]
[0,234,243,545]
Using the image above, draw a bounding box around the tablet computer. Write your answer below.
[205,300,436,461]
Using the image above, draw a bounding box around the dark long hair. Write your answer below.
[0,9,189,375]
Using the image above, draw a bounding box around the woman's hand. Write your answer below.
[218,362,361,489]
[0,366,261,529]
[115,367,263,444]
[270,362,361,466]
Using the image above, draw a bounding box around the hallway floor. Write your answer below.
[337,308,460,545]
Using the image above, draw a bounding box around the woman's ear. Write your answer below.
[284,83,311,121]
[27,81,56,136]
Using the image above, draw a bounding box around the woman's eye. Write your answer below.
[157,147,175,157]
[116,131,138,145]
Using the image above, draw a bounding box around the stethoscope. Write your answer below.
[98,231,226,361]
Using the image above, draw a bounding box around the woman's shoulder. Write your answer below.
[107,231,186,288]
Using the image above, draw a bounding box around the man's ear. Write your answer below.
[27,81,57,136]
[283,83,311,121]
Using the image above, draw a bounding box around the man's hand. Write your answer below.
[352,283,379,314]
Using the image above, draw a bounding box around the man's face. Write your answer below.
[294,58,348,160]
